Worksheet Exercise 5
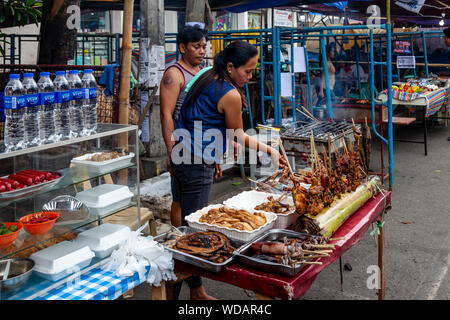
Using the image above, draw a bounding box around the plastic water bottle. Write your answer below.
[53,71,71,140]
[68,70,85,138]
[4,74,26,151]
[81,69,98,135]
[37,72,57,143]
[22,73,41,147]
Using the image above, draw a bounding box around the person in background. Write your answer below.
[444,27,450,141]
[159,25,216,300]
[316,44,336,103]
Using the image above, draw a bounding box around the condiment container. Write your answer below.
[74,223,131,259]
[30,241,95,281]
[75,184,134,216]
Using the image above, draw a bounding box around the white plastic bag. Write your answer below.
[100,222,177,286]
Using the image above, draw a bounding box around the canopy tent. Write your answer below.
[81,1,449,26]
[81,0,345,11]
[269,1,449,26]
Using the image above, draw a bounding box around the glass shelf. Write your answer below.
[0,162,136,209]
[0,123,141,299]
[0,123,138,160]
[0,201,137,260]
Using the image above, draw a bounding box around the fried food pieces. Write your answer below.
[199,206,267,231]
[174,231,236,263]
[254,196,294,214]
[289,145,363,217]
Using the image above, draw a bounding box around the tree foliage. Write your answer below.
[0,0,43,56]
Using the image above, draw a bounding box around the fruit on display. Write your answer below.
[392,82,439,94]
[0,223,19,235]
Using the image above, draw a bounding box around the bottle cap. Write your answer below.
[9,74,20,79]
[40,72,50,77]
[23,73,34,78]
[69,70,79,75]
[56,71,66,76]
[84,69,93,74]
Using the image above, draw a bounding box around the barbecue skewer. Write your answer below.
[303,254,329,259]
[303,250,332,255]
[277,191,288,202]
[301,106,319,122]
[310,244,335,249]
[292,261,323,265]
[278,139,294,177]
[329,237,345,241]
[296,108,316,122]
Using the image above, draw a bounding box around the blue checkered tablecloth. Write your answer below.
[33,267,150,300]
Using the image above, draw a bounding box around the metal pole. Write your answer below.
[421,31,429,78]
[303,38,314,114]
[320,31,333,121]
[386,24,394,191]
[10,34,15,65]
[290,30,296,122]
[260,32,266,125]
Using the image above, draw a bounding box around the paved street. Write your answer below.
[131,123,450,300]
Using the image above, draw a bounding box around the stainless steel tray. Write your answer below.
[0,171,63,201]
[154,226,245,273]
[233,229,325,277]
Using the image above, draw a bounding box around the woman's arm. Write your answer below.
[218,89,284,166]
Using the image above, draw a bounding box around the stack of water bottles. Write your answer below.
[2,70,98,152]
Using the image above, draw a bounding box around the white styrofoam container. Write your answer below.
[30,241,95,281]
[185,204,277,242]
[75,184,134,217]
[223,190,298,229]
[74,223,131,259]
[70,152,135,175]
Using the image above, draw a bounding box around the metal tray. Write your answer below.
[154,226,245,273]
[0,171,63,201]
[233,229,325,277]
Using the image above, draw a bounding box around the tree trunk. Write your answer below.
[38,0,80,65]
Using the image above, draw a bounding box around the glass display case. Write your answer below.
[0,123,141,299]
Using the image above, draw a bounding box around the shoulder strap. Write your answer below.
[184,66,213,94]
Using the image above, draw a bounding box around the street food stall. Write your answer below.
[378,77,450,155]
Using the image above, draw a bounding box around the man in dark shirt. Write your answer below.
[445,28,450,141]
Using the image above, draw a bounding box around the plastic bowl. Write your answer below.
[0,222,23,248]
[19,212,59,236]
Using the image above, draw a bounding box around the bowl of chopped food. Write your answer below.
[70,150,134,175]
[19,212,59,236]
[0,222,23,248]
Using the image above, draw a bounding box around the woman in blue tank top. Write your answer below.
[170,40,286,231]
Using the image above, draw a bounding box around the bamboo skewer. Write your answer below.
[296,108,317,123]
[277,191,288,202]
[303,254,329,259]
[341,131,349,156]
[329,237,345,241]
[301,106,319,122]
[303,250,333,254]
[278,139,294,177]
[292,261,323,265]
[310,244,335,249]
